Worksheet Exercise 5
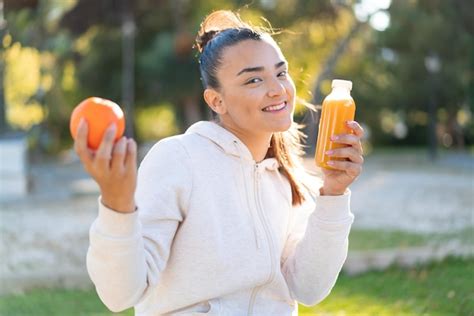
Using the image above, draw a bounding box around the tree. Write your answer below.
[336,0,473,152]
[4,0,364,152]
[1,0,40,134]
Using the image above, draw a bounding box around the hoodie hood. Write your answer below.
[185,121,279,171]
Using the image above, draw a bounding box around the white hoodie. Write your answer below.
[87,121,354,316]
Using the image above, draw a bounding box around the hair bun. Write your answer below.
[195,10,249,53]
[195,30,220,53]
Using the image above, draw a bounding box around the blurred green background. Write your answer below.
[2,0,472,155]
[1,0,473,315]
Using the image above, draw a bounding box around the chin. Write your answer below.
[268,117,293,133]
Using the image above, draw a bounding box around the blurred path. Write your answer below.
[13,147,474,234]
[304,149,474,233]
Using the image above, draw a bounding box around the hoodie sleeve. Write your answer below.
[86,137,192,312]
[280,189,354,306]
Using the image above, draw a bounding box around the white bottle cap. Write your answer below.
[332,79,353,91]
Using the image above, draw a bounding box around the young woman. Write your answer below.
[75,10,364,316]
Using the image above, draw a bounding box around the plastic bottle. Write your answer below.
[315,79,356,169]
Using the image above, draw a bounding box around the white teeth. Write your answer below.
[263,102,286,112]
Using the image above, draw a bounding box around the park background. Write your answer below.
[0,0,473,315]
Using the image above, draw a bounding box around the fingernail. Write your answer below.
[118,137,127,151]
[77,118,87,134]
[346,120,354,125]
[79,117,88,128]
[106,124,117,140]
[326,150,333,155]
[331,135,338,141]
[127,139,136,152]
[328,160,335,165]
[108,124,117,135]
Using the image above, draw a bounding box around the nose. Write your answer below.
[267,78,285,98]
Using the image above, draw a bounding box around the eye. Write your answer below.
[245,78,262,85]
[278,71,287,78]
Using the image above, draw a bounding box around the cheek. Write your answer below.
[228,89,261,116]
[285,78,296,99]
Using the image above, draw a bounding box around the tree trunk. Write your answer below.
[448,111,465,149]
[182,96,201,127]
[171,0,203,130]
[121,0,135,138]
[427,93,438,161]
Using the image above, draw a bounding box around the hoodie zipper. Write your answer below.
[247,163,277,316]
[233,141,261,250]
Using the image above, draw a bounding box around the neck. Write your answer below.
[218,121,272,162]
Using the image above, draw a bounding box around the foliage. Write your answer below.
[4,0,346,153]
[335,0,473,147]
[4,42,46,129]
[135,103,179,141]
[3,0,473,153]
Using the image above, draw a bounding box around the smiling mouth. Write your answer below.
[262,102,287,112]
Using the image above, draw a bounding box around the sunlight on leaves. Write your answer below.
[135,103,179,141]
[74,26,99,55]
[278,8,355,109]
[2,33,12,48]
[61,61,76,91]
[4,43,46,130]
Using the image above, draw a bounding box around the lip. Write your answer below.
[261,101,287,111]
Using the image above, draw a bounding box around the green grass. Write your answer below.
[0,288,133,316]
[1,257,472,316]
[300,256,474,316]
[349,229,429,251]
[349,228,473,251]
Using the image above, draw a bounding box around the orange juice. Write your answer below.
[315,79,356,169]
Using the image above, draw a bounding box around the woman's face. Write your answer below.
[210,36,296,136]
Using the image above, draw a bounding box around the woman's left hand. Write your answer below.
[320,120,365,196]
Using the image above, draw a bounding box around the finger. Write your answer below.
[326,147,364,164]
[111,136,127,171]
[327,160,362,178]
[346,120,365,138]
[124,139,137,171]
[95,123,117,169]
[331,134,360,147]
[331,136,364,156]
[74,118,93,166]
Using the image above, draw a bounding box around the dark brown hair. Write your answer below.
[195,10,315,206]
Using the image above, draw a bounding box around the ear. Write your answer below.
[203,88,227,115]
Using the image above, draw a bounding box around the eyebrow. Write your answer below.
[236,61,287,76]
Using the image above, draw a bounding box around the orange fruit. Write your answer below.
[70,97,126,150]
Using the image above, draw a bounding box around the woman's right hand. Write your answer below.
[74,118,137,213]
